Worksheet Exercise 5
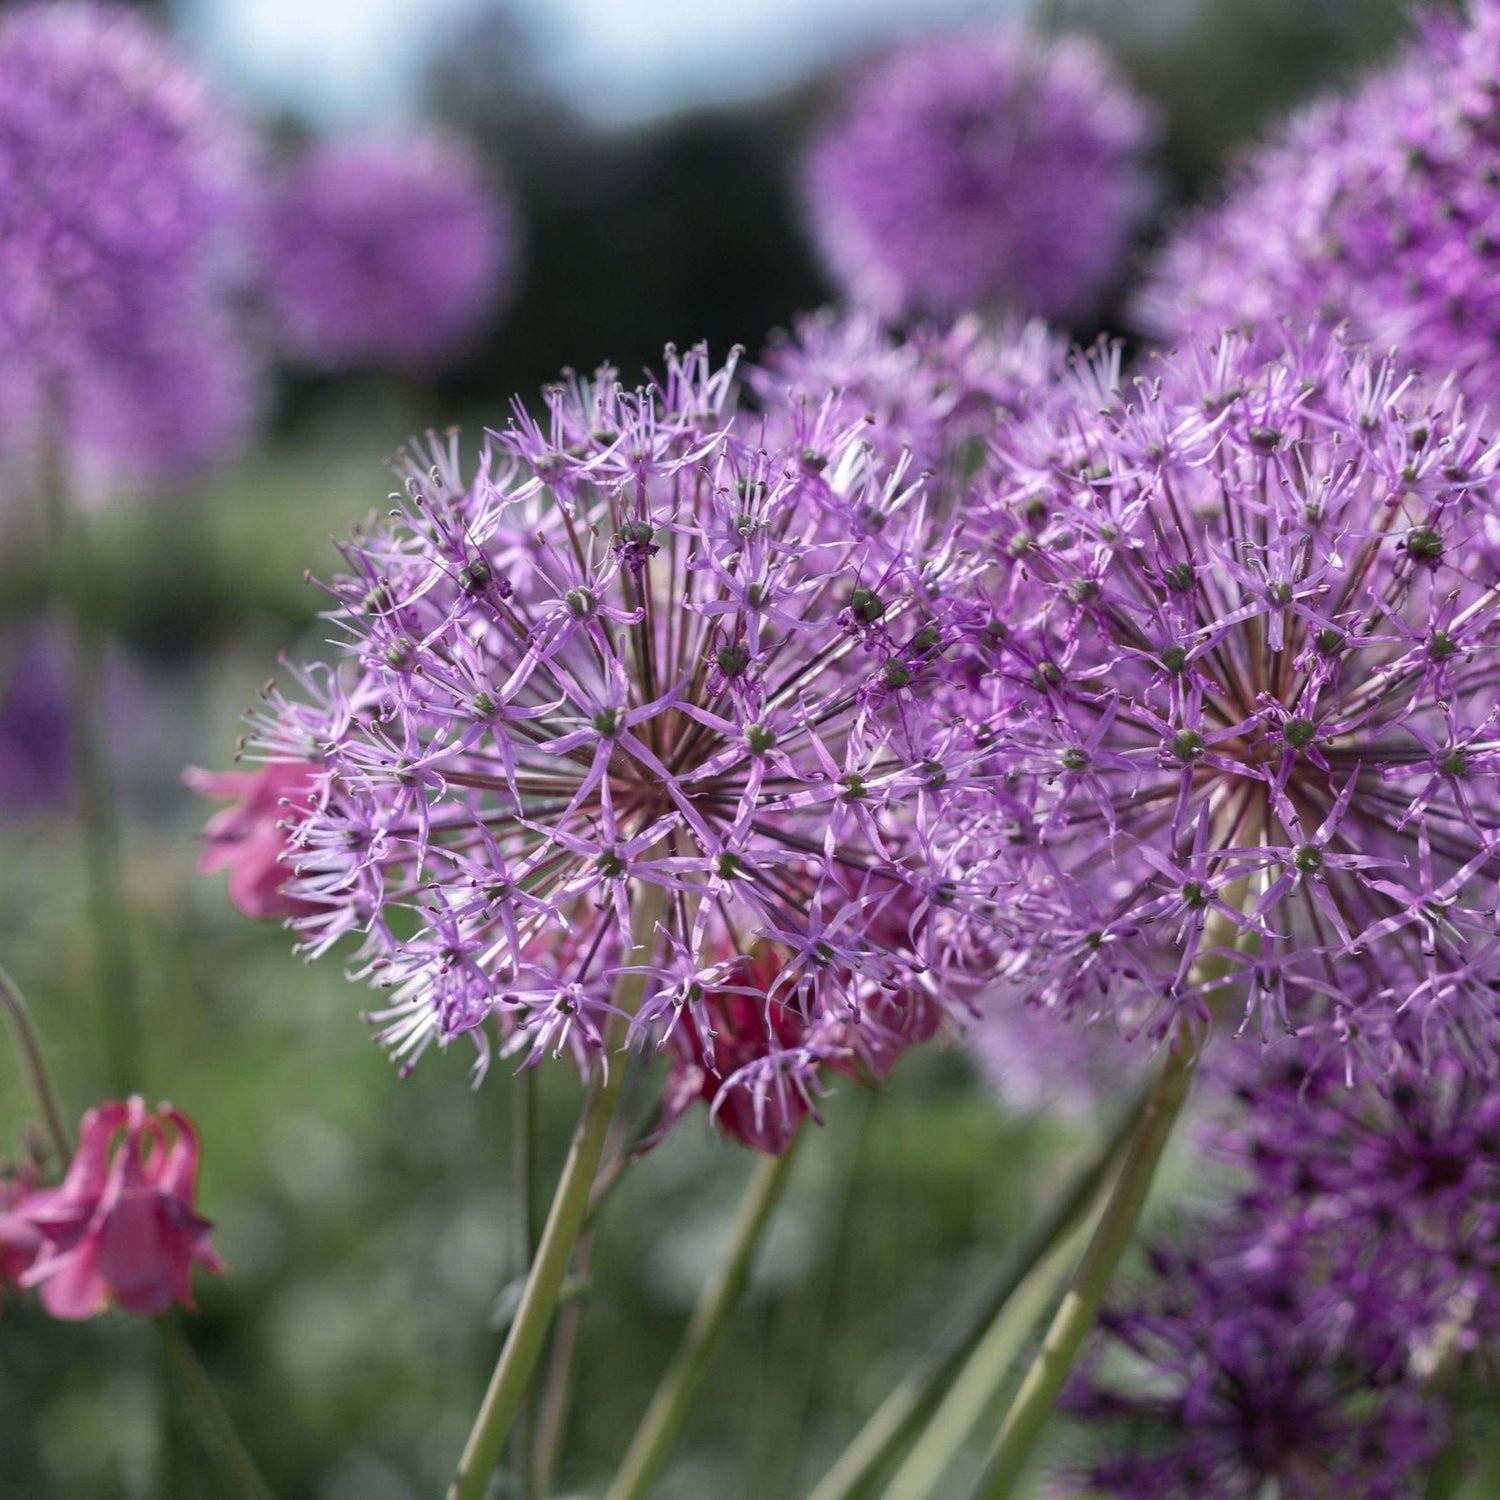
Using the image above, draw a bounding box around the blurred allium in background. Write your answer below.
[258,134,516,372]
[1065,1041,1500,1496]
[802,26,1158,324]
[244,343,1018,1147]
[967,328,1500,1073]
[0,1,257,491]
[1141,0,1500,409]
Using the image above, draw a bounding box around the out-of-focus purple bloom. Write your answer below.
[0,2,256,488]
[803,26,1157,323]
[0,631,72,813]
[965,329,1500,1074]
[240,345,1004,1146]
[1064,1042,1500,1497]
[966,999,1141,1119]
[258,134,516,372]
[1140,2,1500,409]
[7,1096,224,1320]
[185,761,323,921]
[748,308,1066,494]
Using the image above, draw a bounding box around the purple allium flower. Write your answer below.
[965,999,1141,1119]
[1064,1042,1500,1497]
[749,308,1066,495]
[968,328,1500,1073]
[802,26,1158,323]
[0,630,73,813]
[1139,1,1500,408]
[0,2,255,487]
[242,346,1000,1144]
[258,134,515,372]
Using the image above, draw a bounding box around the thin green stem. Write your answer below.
[971,1025,1202,1500]
[40,385,140,1094]
[0,961,72,1163]
[512,1066,539,1500]
[528,1222,598,1500]
[607,1131,803,1500]
[802,1092,1146,1500]
[158,1314,277,1500]
[447,879,667,1500]
[877,1200,1099,1500]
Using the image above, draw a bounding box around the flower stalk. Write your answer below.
[607,1129,803,1500]
[971,1023,1202,1500]
[447,877,667,1500]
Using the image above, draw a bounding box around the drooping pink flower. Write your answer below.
[184,760,321,921]
[14,1097,224,1320]
[0,1168,42,1309]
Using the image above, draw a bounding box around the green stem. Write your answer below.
[802,1092,1146,1500]
[0,961,72,1163]
[971,1025,1202,1500]
[877,1202,1099,1500]
[607,1131,804,1500]
[40,384,140,1095]
[447,879,667,1500]
[158,1314,277,1500]
[512,1066,539,1500]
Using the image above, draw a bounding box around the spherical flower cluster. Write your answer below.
[244,346,1004,1146]
[0,1,257,487]
[748,308,1066,498]
[802,26,1157,323]
[967,329,1500,1072]
[1139,1,1500,409]
[258,134,515,372]
[0,1097,223,1320]
[1065,1043,1500,1497]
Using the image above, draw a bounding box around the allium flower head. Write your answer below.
[7,1096,224,1320]
[1065,1042,1500,1498]
[259,134,515,372]
[803,26,1157,323]
[970,328,1500,1072]
[246,346,999,1144]
[1139,1,1500,408]
[749,308,1066,497]
[0,2,256,486]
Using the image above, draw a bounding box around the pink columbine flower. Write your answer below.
[185,761,321,920]
[11,1097,224,1320]
[0,1168,42,1309]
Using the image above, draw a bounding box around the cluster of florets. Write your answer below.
[1140,0,1500,409]
[802,25,1157,323]
[748,308,1066,498]
[257,134,515,372]
[0,1,256,488]
[245,345,1011,1148]
[0,2,518,501]
[965,329,1500,1072]
[1065,1041,1500,1496]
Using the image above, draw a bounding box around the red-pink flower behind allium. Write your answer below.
[0,1169,42,1309]
[185,761,322,921]
[966,329,1500,1073]
[258,134,515,372]
[1138,2,1500,409]
[0,3,258,489]
[802,26,1157,323]
[13,1097,223,1320]
[246,345,1004,1144]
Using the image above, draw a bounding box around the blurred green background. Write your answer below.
[0,0,1457,1495]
